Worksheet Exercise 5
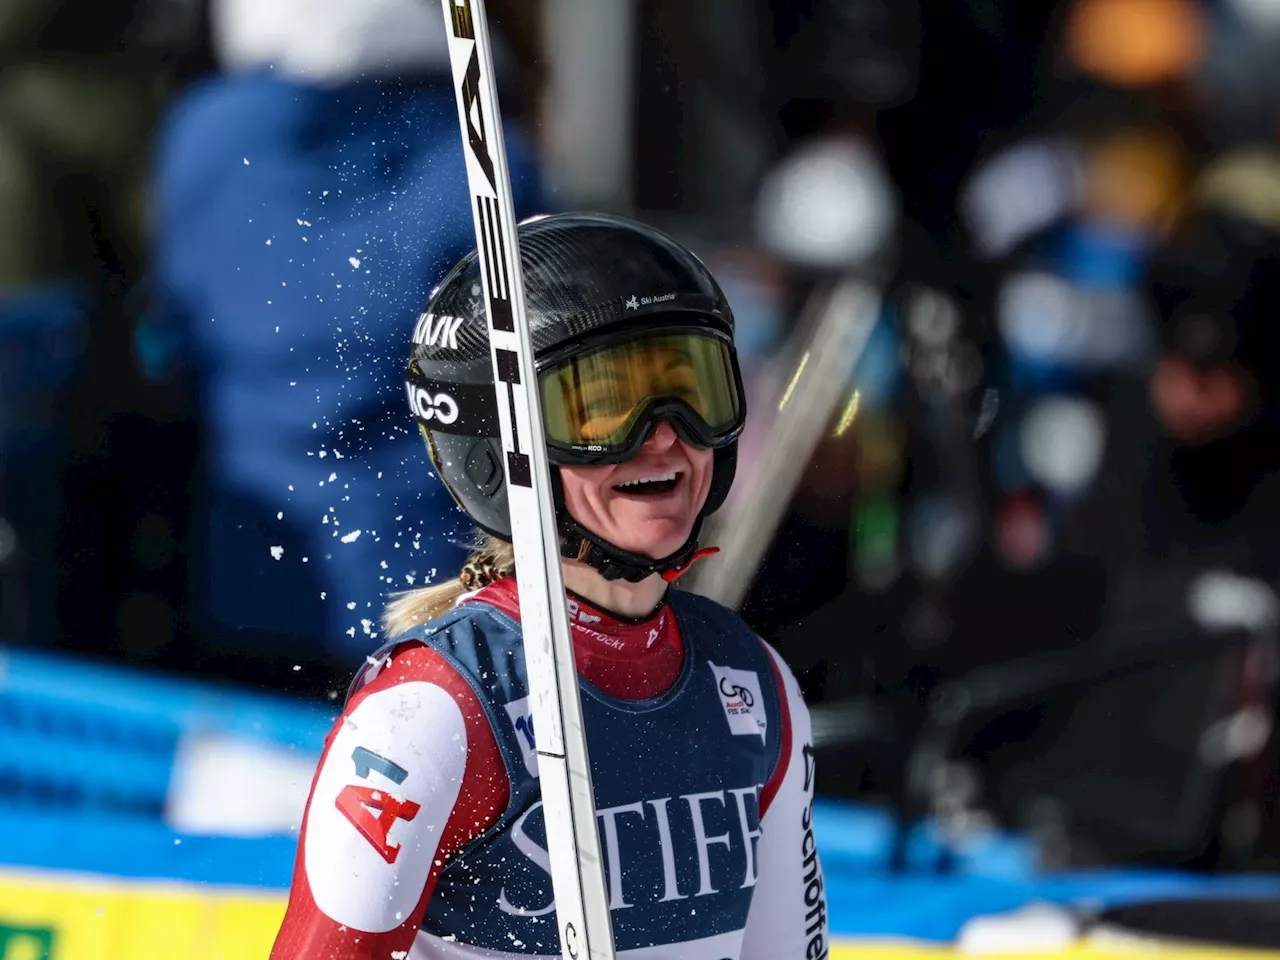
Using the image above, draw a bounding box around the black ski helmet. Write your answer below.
[405,212,745,581]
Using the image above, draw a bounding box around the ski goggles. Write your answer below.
[538,326,746,465]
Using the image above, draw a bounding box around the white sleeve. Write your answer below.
[300,680,468,934]
[741,645,829,960]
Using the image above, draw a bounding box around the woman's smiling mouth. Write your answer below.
[612,471,682,496]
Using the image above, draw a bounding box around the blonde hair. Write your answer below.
[382,535,517,638]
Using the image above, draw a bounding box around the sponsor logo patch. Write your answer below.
[334,747,421,864]
[406,384,459,425]
[707,662,767,741]
[504,696,539,777]
[411,311,465,350]
[303,681,465,932]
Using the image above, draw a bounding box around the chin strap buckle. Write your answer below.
[660,546,721,583]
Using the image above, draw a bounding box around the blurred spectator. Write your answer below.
[0,0,198,651]
[1073,150,1280,583]
[150,0,546,674]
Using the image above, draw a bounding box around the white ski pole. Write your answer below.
[437,2,617,959]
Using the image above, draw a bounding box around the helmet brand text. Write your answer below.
[406,385,460,425]
[412,311,465,350]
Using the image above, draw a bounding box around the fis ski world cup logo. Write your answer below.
[707,662,767,741]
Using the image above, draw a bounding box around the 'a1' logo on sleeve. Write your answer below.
[303,681,466,933]
[335,746,422,864]
[707,662,767,742]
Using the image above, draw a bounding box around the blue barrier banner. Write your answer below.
[5,646,1280,957]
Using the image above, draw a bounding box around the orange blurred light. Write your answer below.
[1083,129,1186,231]
[1065,0,1205,87]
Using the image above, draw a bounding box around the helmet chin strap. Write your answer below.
[549,466,708,583]
[557,513,705,583]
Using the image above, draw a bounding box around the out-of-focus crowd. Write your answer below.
[5,0,1280,872]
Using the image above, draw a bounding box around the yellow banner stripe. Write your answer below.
[4,868,1280,960]
[830,938,1280,959]
[0,869,284,959]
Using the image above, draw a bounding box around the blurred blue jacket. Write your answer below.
[152,71,545,658]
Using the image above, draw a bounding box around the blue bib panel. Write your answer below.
[399,589,784,954]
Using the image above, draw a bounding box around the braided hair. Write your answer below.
[382,535,516,638]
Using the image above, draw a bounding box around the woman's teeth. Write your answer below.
[614,471,679,491]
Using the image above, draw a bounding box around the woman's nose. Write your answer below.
[643,419,679,450]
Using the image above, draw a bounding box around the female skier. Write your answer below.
[271,213,827,959]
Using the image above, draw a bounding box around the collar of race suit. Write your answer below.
[463,576,685,699]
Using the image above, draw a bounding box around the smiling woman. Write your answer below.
[270,212,828,960]
[558,419,716,565]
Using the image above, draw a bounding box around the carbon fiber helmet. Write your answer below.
[405,212,745,581]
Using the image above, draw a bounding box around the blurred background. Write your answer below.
[8,0,1280,956]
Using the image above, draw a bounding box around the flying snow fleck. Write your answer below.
[349,257,361,269]
[270,545,284,560]
[347,601,357,610]
[277,511,284,520]
[341,529,362,543]
[243,158,250,165]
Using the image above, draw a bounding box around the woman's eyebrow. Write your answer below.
[578,367,626,386]
[663,352,694,372]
